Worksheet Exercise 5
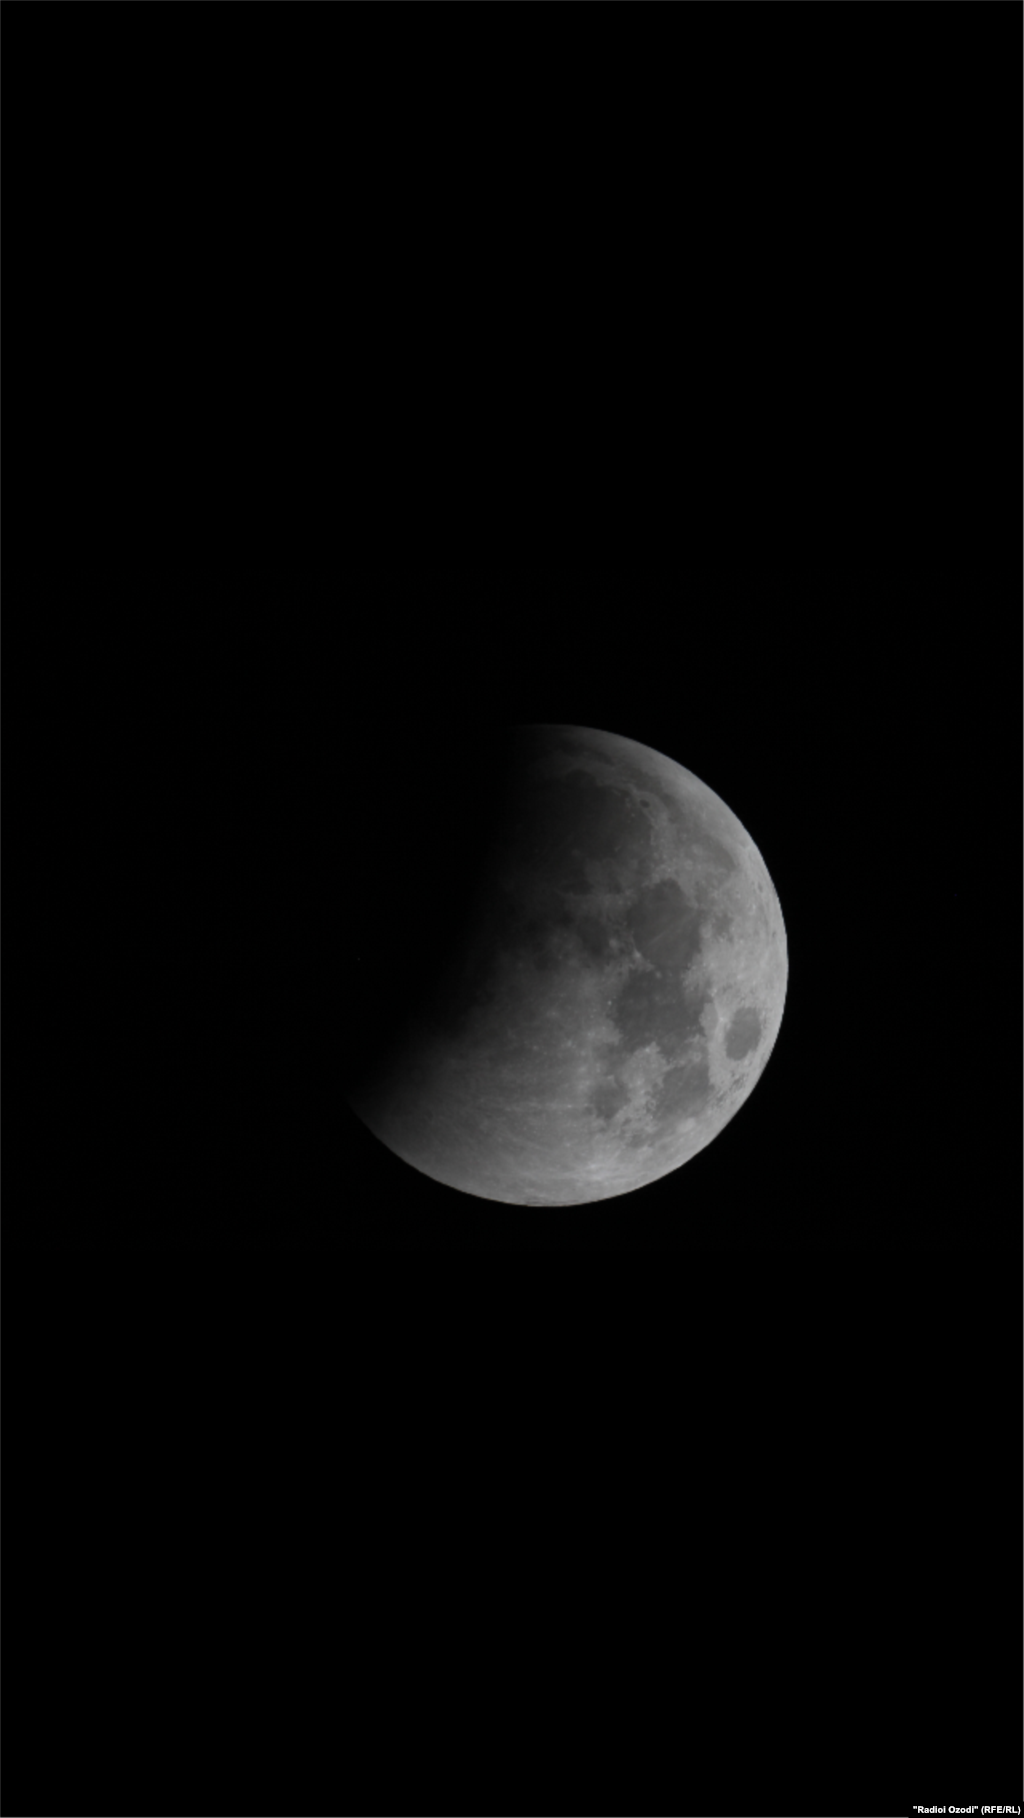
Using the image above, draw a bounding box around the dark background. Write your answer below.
[22,561,1007,1255]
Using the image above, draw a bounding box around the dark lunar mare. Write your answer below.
[725,1006,763,1060]
[590,1078,631,1122]
[615,879,708,1059]
[651,1053,713,1125]
[585,871,716,1140]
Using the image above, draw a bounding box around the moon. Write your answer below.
[346,724,787,1205]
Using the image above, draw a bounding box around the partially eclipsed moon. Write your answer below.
[347,724,788,1205]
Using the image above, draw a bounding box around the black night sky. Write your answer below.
[25,564,1001,1255]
